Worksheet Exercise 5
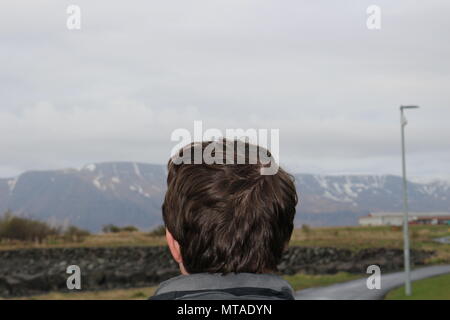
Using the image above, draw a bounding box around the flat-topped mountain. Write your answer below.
[0,162,449,231]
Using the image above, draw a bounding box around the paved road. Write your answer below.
[295,264,450,300]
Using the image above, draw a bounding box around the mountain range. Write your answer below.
[0,162,449,232]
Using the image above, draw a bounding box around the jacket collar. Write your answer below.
[152,272,295,300]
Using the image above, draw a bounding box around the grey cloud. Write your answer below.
[0,1,449,178]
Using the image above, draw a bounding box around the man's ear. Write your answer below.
[166,229,188,275]
[166,229,182,264]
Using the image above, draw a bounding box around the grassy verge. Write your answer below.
[290,225,450,249]
[385,273,450,300]
[8,272,360,300]
[8,287,157,300]
[0,231,167,250]
[283,272,361,291]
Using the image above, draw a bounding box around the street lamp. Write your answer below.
[400,105,419,296]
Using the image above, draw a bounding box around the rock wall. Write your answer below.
[0,246,433,298]
[278,247,432,275]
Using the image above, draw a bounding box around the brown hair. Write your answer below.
[162,139,298,274]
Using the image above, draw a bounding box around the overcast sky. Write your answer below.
[1,1,449,179]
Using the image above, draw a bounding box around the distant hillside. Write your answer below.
[0,163,166,232]
[294,174,450,226]
[0,162,449,231]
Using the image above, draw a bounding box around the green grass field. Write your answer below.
[385,273,450,300]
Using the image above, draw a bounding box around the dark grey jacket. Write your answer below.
[150,273,295,300]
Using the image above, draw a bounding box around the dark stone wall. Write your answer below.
[0,246,433,298]
[278,247,433,275]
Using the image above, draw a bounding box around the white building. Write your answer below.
[359,214,404,226]
[358,212,450,226]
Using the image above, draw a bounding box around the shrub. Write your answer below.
[301,224,311,234]
[63,226,90,242]
[0,212,59,243]
[148,225,166,237]
[102,224,139,233]
[102,224,121,233]
[0,211,90,244]
[121,225,139,232]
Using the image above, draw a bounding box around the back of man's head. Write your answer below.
[162,139,298,274]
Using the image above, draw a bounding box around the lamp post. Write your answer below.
[400,105,419,296]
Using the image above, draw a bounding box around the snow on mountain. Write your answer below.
[293,173,450,226]
[0,163,449,230]
[7,177,18,194]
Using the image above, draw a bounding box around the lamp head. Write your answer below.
[401,105,420,110]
